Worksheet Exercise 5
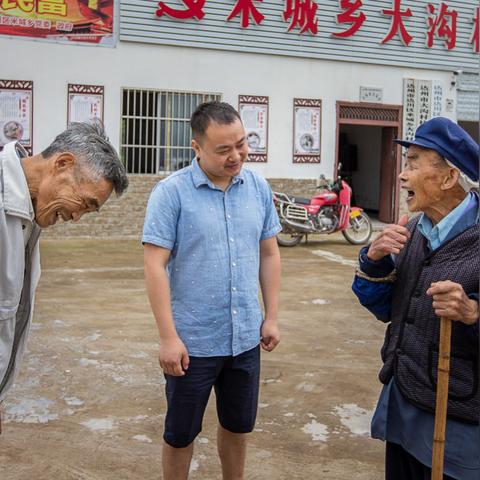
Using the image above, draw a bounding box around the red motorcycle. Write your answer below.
[273,172,372,247]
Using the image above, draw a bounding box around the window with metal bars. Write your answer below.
[121,89,222,174]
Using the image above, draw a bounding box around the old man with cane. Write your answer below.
[0,121,128,432]
[352,117,479,480]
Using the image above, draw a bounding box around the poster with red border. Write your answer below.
[67,84,104,124]
[0,0,116,46]
[293,98,321,164]
[0,79,33,154]
[238,95,269,163]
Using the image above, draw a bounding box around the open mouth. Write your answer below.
[402,186,415,202]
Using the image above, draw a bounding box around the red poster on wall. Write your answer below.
[0,0,115,45]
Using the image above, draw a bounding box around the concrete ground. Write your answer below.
[0,234,388,480]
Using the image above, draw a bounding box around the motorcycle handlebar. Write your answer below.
[317,179,342,191]
[316,172,343,191]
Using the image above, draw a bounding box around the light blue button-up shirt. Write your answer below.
[417,192,472,251]
[142,158,281,357]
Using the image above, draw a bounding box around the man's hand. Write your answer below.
[427,281,479,325]
[159,337,190,376]
[367,214,410,261]
[260,319,280,352]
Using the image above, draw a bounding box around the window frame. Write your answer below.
[120,88,222,174]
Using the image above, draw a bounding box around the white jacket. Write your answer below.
[0,141,41,402]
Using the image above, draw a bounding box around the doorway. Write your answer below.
[336,102,402,223]
[458,121,479,143]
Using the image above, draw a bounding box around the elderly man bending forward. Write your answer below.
[0,122,128,430]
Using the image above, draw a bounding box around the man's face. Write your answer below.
[34,160,113,228]
[399,146,449,215]
[192,119,248,181]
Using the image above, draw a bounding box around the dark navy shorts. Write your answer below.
[163,345,260,448]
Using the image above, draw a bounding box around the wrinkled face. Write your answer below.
[399,146,448,214]
[192,119,248,182]
[34,163,113,228]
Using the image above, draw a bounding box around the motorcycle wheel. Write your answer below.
[342,212,373,245]
[277,230,304,247]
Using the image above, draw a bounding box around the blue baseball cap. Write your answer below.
[395,117,479,182]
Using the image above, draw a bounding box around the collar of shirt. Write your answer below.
[1,141,34,222]
[190,157,244,189]
[417,192,477,251]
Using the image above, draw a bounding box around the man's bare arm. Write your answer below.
[259,236,281,351]
[144,243,189,376]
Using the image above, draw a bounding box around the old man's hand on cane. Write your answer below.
[427,281,479,480]
[427,281,479,325]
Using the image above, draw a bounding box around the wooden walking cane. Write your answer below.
[431,317,452,480]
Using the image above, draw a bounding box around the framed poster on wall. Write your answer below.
[67,84,104,125]
[238,95,268,162]
[293,98,321,163]
[0,79,33,154]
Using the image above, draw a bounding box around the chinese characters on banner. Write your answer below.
[67,84,104,124]
[154,0,480,52]
[416,79,432,125]
[471,6,479,53]
[227,0,264,28]
[381,0,412,45]
[157,0,205,20]
[0,80,33,153]
[403,79,416,142]
[238,95,268,163]
[427,2,457,50]
[402,78,442,144]
[359,86,383,103]
[0,0,115,45]
[283,0,318,35]
[293,99,321,164]
[332,0,366,38]
[431,81,443,117]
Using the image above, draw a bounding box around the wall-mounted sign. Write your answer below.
[446,98,454,113]
[359,86,383,103]
[0,0,116,46]
[403,78,416,141]
[67,84,104,124]
[293,98,321,164]
[403,78,445,143]
[431,81,443,117]
[0,79,33,154]
[239,95,268,163]
[153,1,479,53]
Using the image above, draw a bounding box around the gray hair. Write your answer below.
[41,120,128,196]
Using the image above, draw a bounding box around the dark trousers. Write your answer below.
[386,442,455,480]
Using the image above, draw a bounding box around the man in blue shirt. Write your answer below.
[352,117,479,480]
[143,101,281,480]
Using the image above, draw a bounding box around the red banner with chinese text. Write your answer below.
[0,0,115,45]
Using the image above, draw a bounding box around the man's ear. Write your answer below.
[441,168,460,190]
[191,138,201,158]
[53,152,76,174]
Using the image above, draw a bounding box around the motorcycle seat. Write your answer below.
[291,196,311,205]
